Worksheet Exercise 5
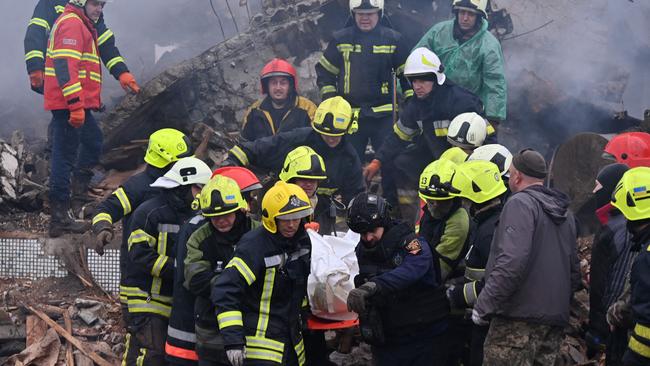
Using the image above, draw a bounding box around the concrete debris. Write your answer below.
[74,299,107,326]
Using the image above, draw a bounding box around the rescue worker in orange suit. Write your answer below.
[315,0,412,161]
[43,0,138,237]
[241,58,317,141]
[24,0,139,95]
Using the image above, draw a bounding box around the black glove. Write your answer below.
[92,220,113,255]
[347,282,377,314]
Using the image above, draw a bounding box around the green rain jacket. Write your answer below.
[415,19,507,121]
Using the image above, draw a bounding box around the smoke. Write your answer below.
[0,0,262,139]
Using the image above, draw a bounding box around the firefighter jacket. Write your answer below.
[124,188,194,319]
[448,202,501,308]
[418,199,471,281]
[227,127,364,204]
[44,4,101,111]
[315,24,412,117]
[92,165,167,304]
[415,19,507,121]
[624,229,650,364]
[376,82,486,164]
[355,221,449,340]
[241,95,317,141]
[211,226,311,365]
[24,0,128,86]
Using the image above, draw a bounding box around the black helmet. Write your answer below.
[347,193,391,233]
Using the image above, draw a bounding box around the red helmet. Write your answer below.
[212,167,262,193]
[603,132,650,168]
[260,58,298,94]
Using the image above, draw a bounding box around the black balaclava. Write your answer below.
[594,163,629,209]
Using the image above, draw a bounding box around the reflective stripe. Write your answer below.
[97,29,114,46]
[82,52,101,64]
[25,50,45,61]
[167,325,197,343]
[433,120,451,137]
[29,17,50,31]
[128,299,171,318]
[122,333,131,366]
[255,268,276,337]
[381,82,389,95]
[320,85,337,97]
[136,348,147,366]
[462,282,478,306]
[226,257,256,285]
[289,248,310,262]
[48,49,82,60]
[629,335,650,358]
[372,45,396,54]
[336,44,360,95]
[158,224,180,234]
[404,89,414,98]
[44,67,56,77]
[487,123,496,135]
[113,187,132,215]
[151,230,168,294]
[465,266,485,281]
[264,254,284,268]
[62,82,82,97]
[301,297,308,307]
[318,55,340,75]
[230,146,249,166]
[245,336,284,352]
[106,56,125,70]
[55,5,65,13]
[393,120,416,141]
[372,104,393,113]
[92,212,113,225]
[635,324,650,340]
[316,187,337,196]
[127,229,156,251]
[217,310,243,329]
[122,285,172,303]
[165,341,199,361]
[396,64,406,75]
[246,347,283,364]
[294,338,306,366]
[151,255,168,277]
[88,71,101,83]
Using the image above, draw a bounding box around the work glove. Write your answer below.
[304,222,320,233]
[347,281,377,314]
[68,108,86,128]
[471,308,489,326]
[607,300,633,330]
[362,159,381,184]
[29,70,44,93]
[446,285,464,309]
[95,229,113,256]
[226,347,245,366]
[119,72,140,94]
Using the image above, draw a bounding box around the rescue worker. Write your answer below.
[43,0,134,236]
[603,132,650,168]
[241,58,317,141]
[467,144,513,178]
[364,47,488,207]
[315,0,412,160]
[212,181,313,366]
[123,157,211,366]
[166,168,261,366]
[445,160,507,366]
[446,112,490,154]
[415,0,507,124]
[585,163,633,364]
[223,96,365,205]
[92,128,192,312]
[346,192,449,365]
[608,167,650,366]
[279,146,341,235]
[24,0,139,94]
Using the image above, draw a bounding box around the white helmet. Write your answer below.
[70,0,111,6]
[349,0,384,13]
[447,112,488,150]
[452,0,488,18]
[404,48,446,86]
[468,144,513,177]
[151,157,212,189]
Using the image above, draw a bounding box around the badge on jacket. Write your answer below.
[405,239,422,255]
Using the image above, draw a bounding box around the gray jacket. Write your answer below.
[474,185,580,326]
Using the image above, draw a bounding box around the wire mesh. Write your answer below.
[87,249,121,294]
[0,238,67,279]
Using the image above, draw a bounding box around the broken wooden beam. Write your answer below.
[63,311,75,366]
[26,315,47,346]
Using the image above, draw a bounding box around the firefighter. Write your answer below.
[212,180,313,366]
[364,47,490,207]
[445,160,507,366]
[92,128,192,317]
[603,132,650,168]
[165,170,261,366]
[241,58,317,141]
[24,0,139,95]
[122,157,211,366]
[223,96,365,205]
[446,112,491,154]
[346,192,450,365]
[415,0,507,125]
[608,167,650,366]
[467,144,513,178]
[315,0,412,160]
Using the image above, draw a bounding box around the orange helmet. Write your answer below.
[260,58,298,94]
[603,132,650,168]
[211,167,262,193]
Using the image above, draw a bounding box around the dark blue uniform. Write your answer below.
[624,229,650,366]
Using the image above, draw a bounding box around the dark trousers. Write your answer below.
[607,326,629,366]
[444,314,472,366]
[123,315,169,366]
[49,109,102,203]
[347,114,393,162]
[469,324,489,366]
[372,331,449,366]
[381,142,431,212]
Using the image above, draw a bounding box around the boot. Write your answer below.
[49,200,90,237]
[71,173,94,218]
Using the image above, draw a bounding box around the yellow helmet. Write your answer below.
[261,181,313,233]
[279,146,327,182]
[419,159,460,201]
[144,128,193,169]
[312,97,358,136]
[199,175,248,217]
[451,161,506,204]
[611,167,650,221]
[440,147,469,165]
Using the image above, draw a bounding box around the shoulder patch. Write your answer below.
[405,239,422,255]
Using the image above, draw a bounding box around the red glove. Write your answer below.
[29,70,44,90]
[119,72,140,94]
[68,108,86,128]
[363,159,382,183]
[304,222,320,233]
